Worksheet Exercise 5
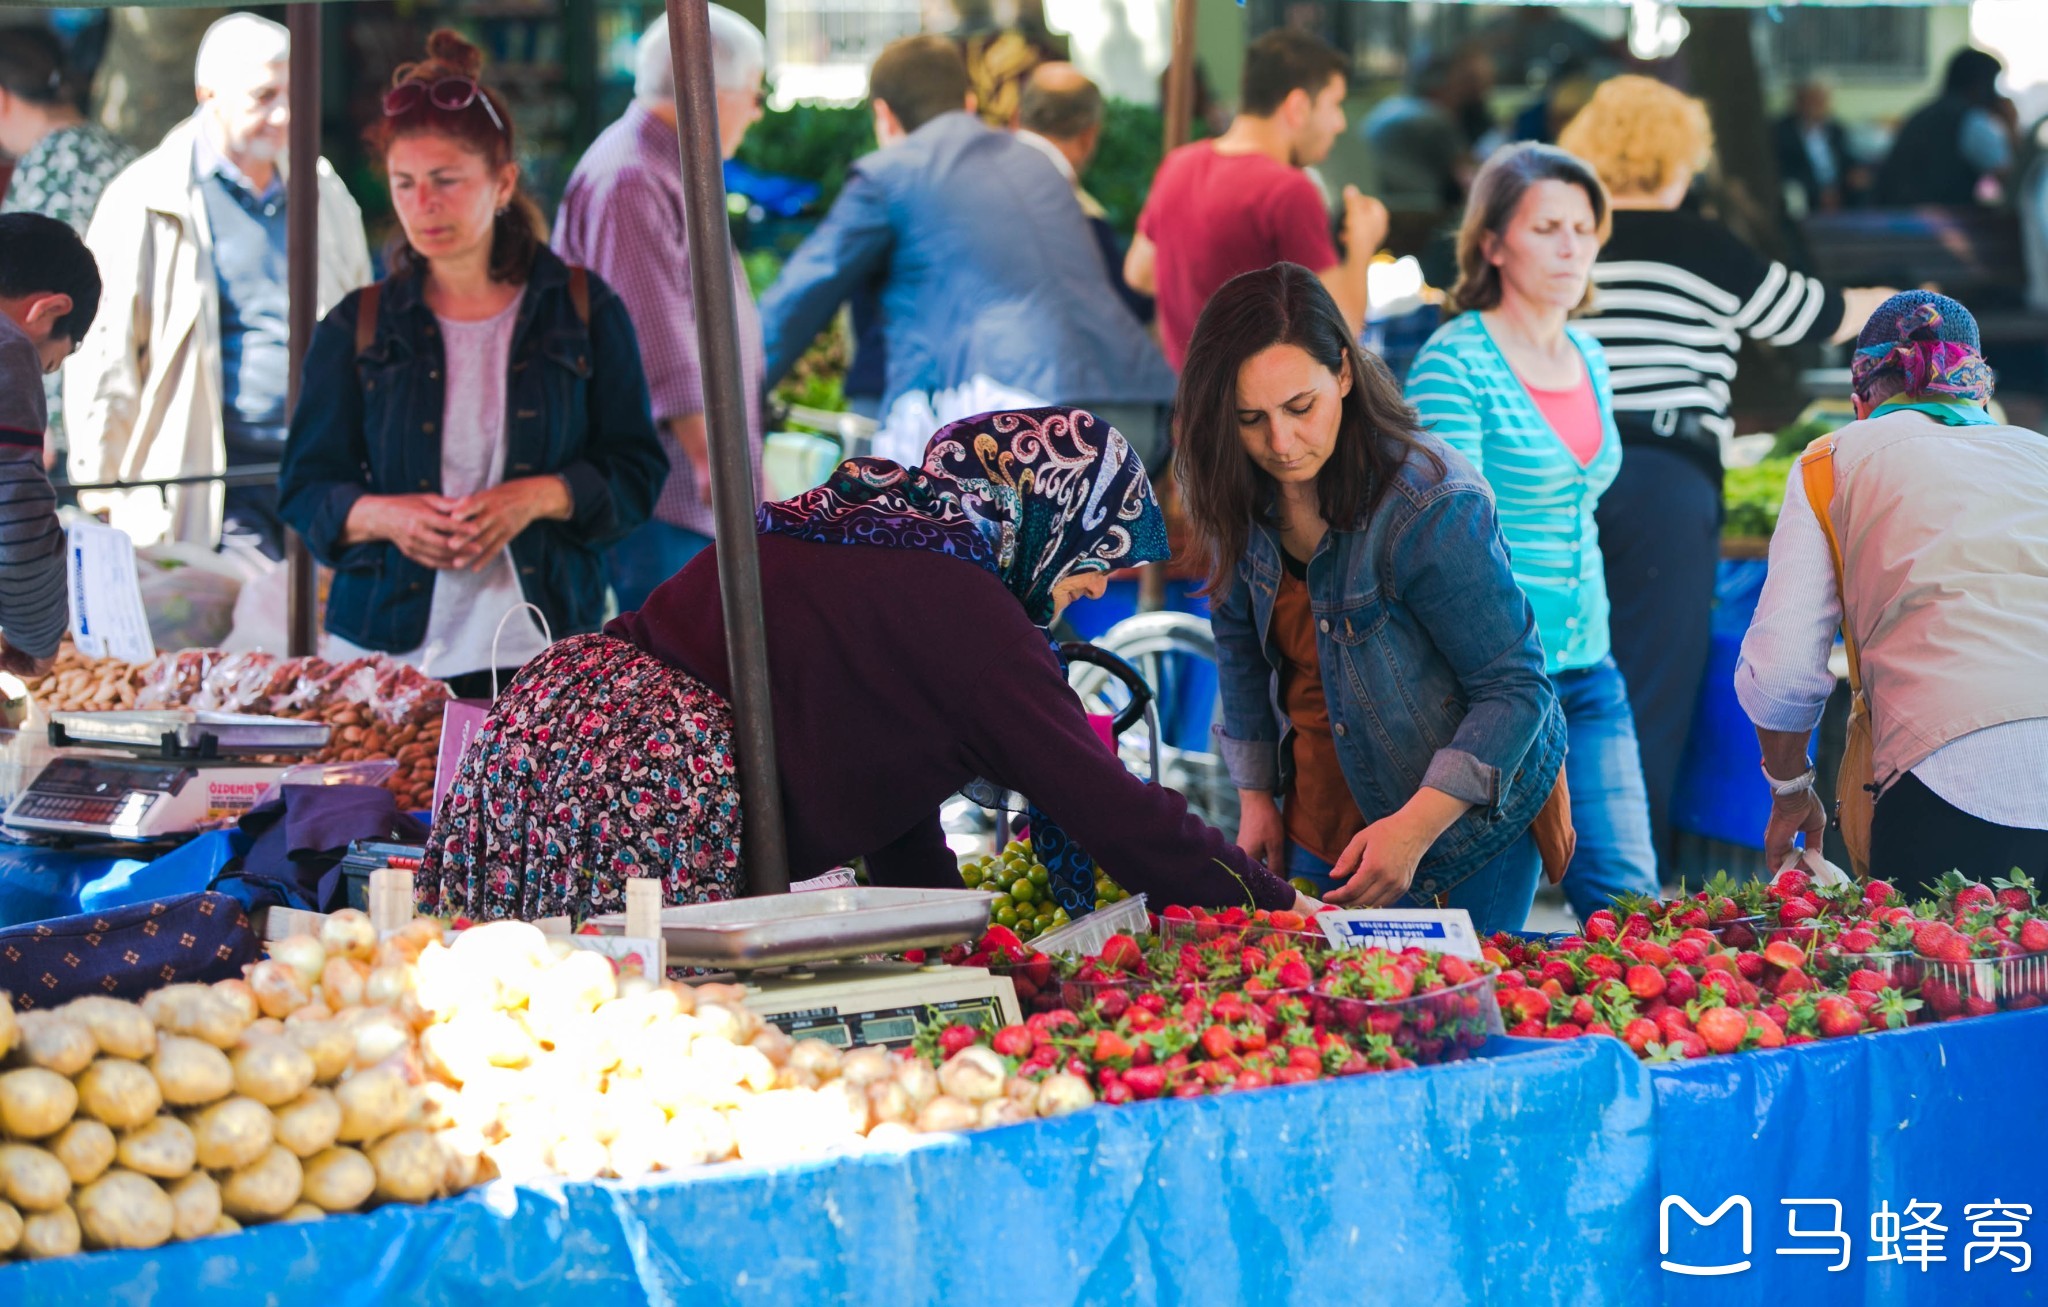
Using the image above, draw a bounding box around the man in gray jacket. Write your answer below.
[761,35,1176,468]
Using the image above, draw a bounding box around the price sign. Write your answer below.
[1316,908,1483,960]
[66,520,154,663]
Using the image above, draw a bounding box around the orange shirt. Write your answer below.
[1272,554,1367,863]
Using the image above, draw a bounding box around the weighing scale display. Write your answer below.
[768,997,1005,1050]
[5,758,202,839]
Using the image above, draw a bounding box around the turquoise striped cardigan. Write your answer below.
[1404,312,1622,674]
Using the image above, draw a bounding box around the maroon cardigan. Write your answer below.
[606,533,1294,911]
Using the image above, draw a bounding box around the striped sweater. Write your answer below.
[1404,312,1621,674]
[0,313,70,659]
[1577,209,1844,464]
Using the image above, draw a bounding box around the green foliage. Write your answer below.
[1723,455,1796,540]
[734,102,876,209]
[1081,99,1168,240]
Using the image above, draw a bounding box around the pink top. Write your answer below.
[1525,372,1604,467]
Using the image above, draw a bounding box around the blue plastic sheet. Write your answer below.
[1652,1008,2048,1306]
[0,841,148,929]
[1,1037,1656,1307]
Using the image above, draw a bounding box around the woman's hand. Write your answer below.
[447,476,574,571]
[1235,790,1287,874]
[342,493,468,570]
[1324,787,1472,907]
[1764,788,1828,871]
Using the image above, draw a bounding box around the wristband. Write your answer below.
[1763,763,1818,798]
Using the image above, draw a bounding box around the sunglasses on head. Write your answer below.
[382,76,505,135]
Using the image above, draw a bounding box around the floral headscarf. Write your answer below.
[759,406,1168,624]
[1850,291,1995,406]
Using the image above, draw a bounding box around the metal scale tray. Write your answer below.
[586,887,995,969]
[49,709,332,759]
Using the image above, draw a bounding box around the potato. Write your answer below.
[543,1135,606,1185]
[191,1097,275,1171]
[232,1037,315,1106]
[335,1064,416,1143]
[212,980,262,1027]
[0,1143,70,1211]
[14,1011,96,1076]
[219,1145,302,1222]
[268,936,328,990]
[273,1089,342,1159]
[18,1203,79,1259]
[167,1172,221,1242]
[319,910,376,964]
[0,1066,78,1138]
[344,1010,413,1071]
[151,1034,234,1106]
[653,1106,736,1169]
[49,1119,116,1185]
[284,1019,353,1084]
[280,1202,324,1223]
[300,1146,374,1212]
[75,1169,175,1250]
[143,984,248,1049]
[116,1115,196,1180]
[0,991,15,1060]
[420,1012,534,1086]
[0,1196,19,1256]
[211,1214,241,1236]
[76,1058,165,1129]
[61,997,156,1060]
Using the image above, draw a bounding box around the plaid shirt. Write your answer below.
[554,103,763,535]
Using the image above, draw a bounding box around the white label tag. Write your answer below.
[792,868,859,893]
[1317,908,1482,960]
[66,521,155,662]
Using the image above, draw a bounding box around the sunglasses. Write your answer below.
[382,76,505,135]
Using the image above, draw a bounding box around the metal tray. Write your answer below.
[585,887,995,968]
[50,710,332,757]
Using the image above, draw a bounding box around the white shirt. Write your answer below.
[1013,129,1077,186]
[1735,455,2048,828]
[327,291,550,681]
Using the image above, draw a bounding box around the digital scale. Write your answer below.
[3,710,328,842]
[585,886,1017,1051]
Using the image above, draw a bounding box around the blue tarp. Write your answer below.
[1,1037,1658,1307]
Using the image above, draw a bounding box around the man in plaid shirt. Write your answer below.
[553,7,767,612]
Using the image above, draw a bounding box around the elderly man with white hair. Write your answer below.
[65,13,371,557]
[552,6,768,611]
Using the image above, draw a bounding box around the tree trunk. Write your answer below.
[93,8,229,152]
[1681,7,1783,261]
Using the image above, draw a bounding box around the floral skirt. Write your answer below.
[418,633,744,922]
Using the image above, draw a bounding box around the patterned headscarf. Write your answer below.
[760,406,1168,625]
[759,407,1168,919]
[1850,291,1994,406]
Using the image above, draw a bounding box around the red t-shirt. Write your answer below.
[1138,142,1340,370]
[1523,372,1604,467]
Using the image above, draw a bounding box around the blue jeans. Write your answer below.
[1550,656,1660,921]
[605,519,712,614]
[1285,834,1542,937]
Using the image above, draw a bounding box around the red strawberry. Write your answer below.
[1847,968,1892,993]
[1622,913,1653,941]
[1774,967,1815,996]
[1583,954,1625,985]
[1121,1065,1167,1100]
[1815,996,1863,1038]
[991,1025,1035,1058]
[981,924,1025,954]
[1838,928,1880,954]
[1626,965,1666,1001]
[1769,868,1813,901]
[1271,1066,1318,1086]
[1863,881,1896,908]
[1664,968,1699,1005]
[1670,939,1708,967]
[1734,952,1766,982]
[1097,934,1144,973]
[1622,1017,1659,1056]
[1695,1006,1749,1054]
[1508,1017,1546,1038]
[1539,960,1579,992]
[1762,940,1806,970]
[1964,995,2000,1018]
[1091,1031,1135,1064]
[2021,919,2048,954]
[1954,882,1997,913]
[1099,1077,1133,1105]
[1546,1024,1584,1040]
[1750,1013,1787,1048]
[1585,910,1619,941]
[937,1024,981,1058]
[1268,909,1308,932]
[1778,899,1818,926]
[1571,996,1596,1027]
[1656,1006,1694,1041]
[1923,979,1964,1018]
[1199,1025,1238,1060]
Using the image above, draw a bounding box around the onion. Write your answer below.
[211,980,261,1026]
[269,935,327,990]
[839,1046,896,1089]
[364,964,415,1010]
[979,1098,1031,1128]
[1035,1072,1096,1117]
[894,1058,940,1111]
[246,961,310,1021]
[937,1046,1007,1104]
[318,910,377,963]
[913,1094,977,1133]
[319,958,368,1011]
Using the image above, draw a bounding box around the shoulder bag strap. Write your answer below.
[353,280,383,360]
[567,265,590,327]
[1799,435,1863,696]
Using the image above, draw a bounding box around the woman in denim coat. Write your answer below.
[280,32,663,696]
[1176,263,1567,933]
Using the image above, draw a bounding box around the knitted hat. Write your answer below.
[1851,290,1992,404]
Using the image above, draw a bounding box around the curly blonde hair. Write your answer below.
[1556,75,1713,200]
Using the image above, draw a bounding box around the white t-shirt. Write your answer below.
[328,290,550,680]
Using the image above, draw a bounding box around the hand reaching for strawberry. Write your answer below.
[1324,787,1471,908]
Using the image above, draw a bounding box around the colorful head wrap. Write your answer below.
[1849,291,1994,406]
[759,406,1169,626]
[758,407,1169,920]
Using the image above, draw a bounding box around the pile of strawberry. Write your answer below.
[1490,868,2048,1060]
[920,927,1499,1102]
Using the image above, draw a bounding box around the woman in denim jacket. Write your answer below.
[1176,263,1567,933]
[280,32,664,696]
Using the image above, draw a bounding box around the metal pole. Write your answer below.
[1162,0,1199,154]
[664,0,791,895]
[284,5,321,657]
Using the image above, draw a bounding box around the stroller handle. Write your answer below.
[1058,641,1154,739]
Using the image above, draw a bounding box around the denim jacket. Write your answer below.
[279,249,666,651]
[1212,436,1567,896]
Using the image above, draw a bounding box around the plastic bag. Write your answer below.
[134,544,259,652]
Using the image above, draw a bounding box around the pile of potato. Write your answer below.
[0,912,1093,1264]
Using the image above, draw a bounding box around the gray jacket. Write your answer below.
[761,112,1176,412]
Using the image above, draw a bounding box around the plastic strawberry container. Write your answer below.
[1154,915,1332,953]
[1708,915,1770,950]
[1304,973,1502,1065]
[1914,953,2048,1010]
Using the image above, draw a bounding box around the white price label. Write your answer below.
[1317,908,1483,960]
[66,520,155,663]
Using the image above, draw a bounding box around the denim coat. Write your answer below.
[279,248,665,651]
[1212,437,1567,896]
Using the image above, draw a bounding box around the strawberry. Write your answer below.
[1622,1017,1659,1056]
[1862,880,1897,908]
[1847,968,1892,993]
[1769,867,1813,902]
[1585,910,1619,941]
[1994,872,2037,912]
[1695,1006,1749,1054]
[1664,968,1699,1005]
[1508,1017,1546,1038]
[991,1025,1035,1058]
[2021,919,2048,954]
[1734,952,1766,982]
[1923,979,1964,1018]
[1539,959,1579,992]
[1669,939,1708,967]
[1774,967,1815,996]
[1964,995,2000,1018]
[1271,1065,1319,1086]
[1199,1025,1238,1060]
[1762,940,1806,970]
[1120,1064,1167,1099]
[1622,913,1653,941]
[1097,934,1144,973]
[1091,1031,1135,1064]
[1626,964,1666,1001]
[937,1024,981,1058]
[1583,954,1625,985]
[981,924,1026,955]
[1870,988,1921,1031]
[1815,996,1864,1038]
[1749,1013,1787,1049]
[1838,928,1880,954]
[1546,1024,1584,1040]
[1099,1077,1133,1106]
[1778,899,1818,927]
[1571,996,1596,1027]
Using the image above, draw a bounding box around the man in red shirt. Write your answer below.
[1127,29,1388,369]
